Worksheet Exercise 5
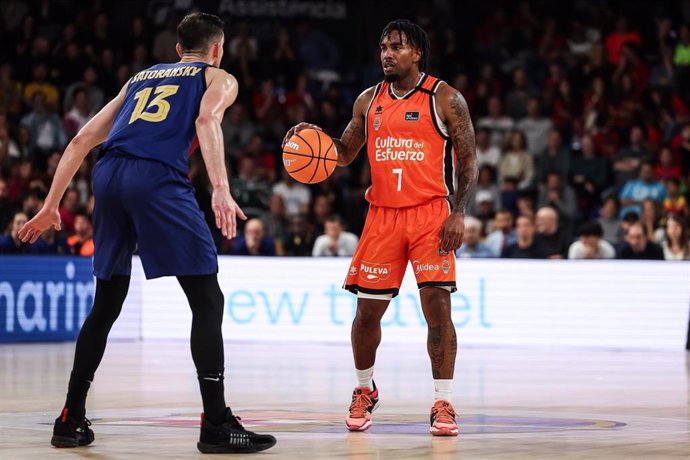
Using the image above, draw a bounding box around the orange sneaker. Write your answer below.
[345,381,380,431]
[430,400,458,436]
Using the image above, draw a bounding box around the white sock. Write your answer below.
[356,366,374,391]
[434,379,453,402]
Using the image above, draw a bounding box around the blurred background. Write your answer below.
[1,0,690,261]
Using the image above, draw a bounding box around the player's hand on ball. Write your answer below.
[18,207,61,244]
[282,122,322,148]
[212,186,247,239]
[438,213,465,253]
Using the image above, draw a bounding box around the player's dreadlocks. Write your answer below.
[380,19,431,72]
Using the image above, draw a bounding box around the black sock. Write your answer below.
[198,373,227,424]
[177,275,227,425]
[64,371,92,419]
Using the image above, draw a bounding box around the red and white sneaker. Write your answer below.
[430,400,458,436]
[345,381,380,431]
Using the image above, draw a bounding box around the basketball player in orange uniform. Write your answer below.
[284,19,477,436]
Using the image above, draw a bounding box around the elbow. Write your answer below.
[196,114,220,129]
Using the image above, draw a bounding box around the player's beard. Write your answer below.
[384,73,401,82]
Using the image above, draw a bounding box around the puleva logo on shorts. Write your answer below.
[413,260,440,275]
[359,261,391,283]
[285,141,300,150]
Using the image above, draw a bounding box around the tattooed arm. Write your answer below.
[435,83,478,252]
[282,86,375,167]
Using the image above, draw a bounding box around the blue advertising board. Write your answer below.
[0,256,94,342]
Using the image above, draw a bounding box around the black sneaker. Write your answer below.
[197,408,277,454]
[51,408,95,448]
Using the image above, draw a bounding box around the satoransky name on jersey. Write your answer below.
[373,136,426,162]
[130,65,204,83]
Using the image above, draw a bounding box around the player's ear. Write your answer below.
[413,48,421,66]
[176,43,184,59]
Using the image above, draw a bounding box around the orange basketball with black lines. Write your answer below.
[282,128,337,184]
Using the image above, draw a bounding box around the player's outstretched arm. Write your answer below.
[282,86,376,167]
[436,83,478,251]
[18,83,129,244]
[197,68,246,239]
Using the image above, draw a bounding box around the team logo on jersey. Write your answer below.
[359,261,391,282]
[373,116,382,131]
[404,111,420,121]
[413,260,440,275]
[375,105,383,114]
[441,260,451,274]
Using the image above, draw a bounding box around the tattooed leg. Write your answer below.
[420,287,457,379]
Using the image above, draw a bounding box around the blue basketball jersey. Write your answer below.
[101,62,209,174]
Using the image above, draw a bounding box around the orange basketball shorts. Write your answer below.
[343,197,457,299]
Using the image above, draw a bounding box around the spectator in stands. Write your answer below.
[473,190,497,236]
[661,215,690,260]
[570,134,608,217]
[655,146,682,180]
[283,215,315,257]
[662,178,688,218]
[230,156,271,220]
[29,226,69,255]
[230,218,276,256]
[535,206,570,259]
[0,211,28,254]
[534,129,570,188]
[63,87,94,139]
[619,162,666,217]
[469,165,500,216]
[597,197,622,243]
[58,188,80,233]
[478,96,514,148]
[640,199,663,242]
[272,169,311,217]
[261,194,289,254]
[456,216,494,258]
[517,97,552,157]
[221,104,255,159]
[152,15,179,63]
[498,130,533,189]
[312,215,358,257]
[309,194,332,235]
[516,189,537,219]
[0,177,14,232]
[568,222,616,259]
[67,211,94,256]
[501,215,547,259]
[23,63,59,110]
[475,127,501,168]
[618,222,664,260]
[63,66,105,113]
[613,126,653,188]
[20,188,42,218]
[537,172,578,227]
[20,91,67,166]
[485,209,516,257]
[674,25,690,102]
[605,16,641,66]
[505,68,532,120]
[0,62,23,119]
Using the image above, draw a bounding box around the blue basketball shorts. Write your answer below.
[91,153,218,280]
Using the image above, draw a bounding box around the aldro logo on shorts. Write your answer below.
[359,261,391,283]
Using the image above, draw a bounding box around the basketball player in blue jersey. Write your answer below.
[19,13,276,454]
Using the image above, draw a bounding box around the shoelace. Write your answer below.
[432,404,456,425]
[349,393,373,418]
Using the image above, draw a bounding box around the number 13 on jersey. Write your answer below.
[129,85,179,124]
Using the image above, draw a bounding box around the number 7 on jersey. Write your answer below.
[392,168,403,192]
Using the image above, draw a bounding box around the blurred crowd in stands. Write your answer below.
[0,0,689,260]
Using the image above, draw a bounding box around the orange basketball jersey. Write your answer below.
[365,73,455,208]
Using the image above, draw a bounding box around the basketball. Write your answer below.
[282,128,337,184]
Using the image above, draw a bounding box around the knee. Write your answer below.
[421,288,452,326]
